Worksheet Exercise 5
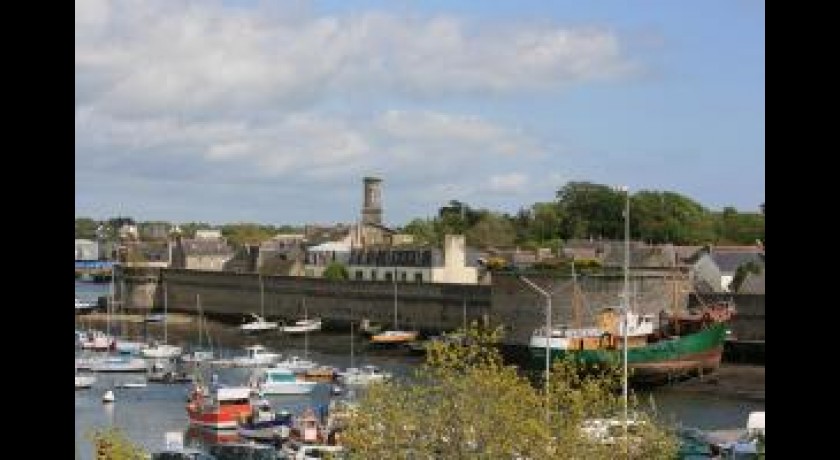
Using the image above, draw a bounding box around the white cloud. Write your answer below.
[75,1,643,223]
[486,173,529,194]
[76,1,638,116]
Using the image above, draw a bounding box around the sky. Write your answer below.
[75,0,764,227]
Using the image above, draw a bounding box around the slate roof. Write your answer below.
[737,268,765,294]
[711,250,763,274]
[180,239,234,256]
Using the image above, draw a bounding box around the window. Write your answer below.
[414,273,423,283]
[370,271,377,281]
[355,271,363,280]
[385,272,393,282]
[401,272,408,281]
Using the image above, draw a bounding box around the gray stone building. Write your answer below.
[75,239,99,261]
[170,236,235,271]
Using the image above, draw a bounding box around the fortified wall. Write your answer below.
[120,267,491,333]
[118,268,763,351]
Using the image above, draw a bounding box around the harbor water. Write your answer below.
[74,281,765,459]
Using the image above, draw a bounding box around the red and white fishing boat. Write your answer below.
[185,384,253,430]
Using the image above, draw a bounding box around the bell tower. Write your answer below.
[362,176,383,225]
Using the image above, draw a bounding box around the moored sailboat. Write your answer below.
[369,276,418,345]
[141,281,182,359]
[239,275,278,334]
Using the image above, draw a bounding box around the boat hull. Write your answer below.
[238,422,291,441]
[187,405,251,430]
[370,331,419,344]
[90,358,148,373]
[258,382,318,395]
[239,324,278,333]
[530,323,728,382]
[141,345,183,359]
[75,375,96,389]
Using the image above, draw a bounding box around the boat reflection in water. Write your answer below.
[184,425,240,449]
[185,426,287,459]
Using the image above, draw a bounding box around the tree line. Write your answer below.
[76,181,764,249]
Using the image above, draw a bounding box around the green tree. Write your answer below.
[341,324,678,459]
[632,191,715,244]
[402,218,440,246]
[220,223,277,247]
[556,182,625,240]
[75,217,99,240]
[323,262,349,280]
[86,427,147,459]
[716,208,764,245]
[466,213,516,248]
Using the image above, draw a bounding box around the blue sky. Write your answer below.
[75,0,764,227]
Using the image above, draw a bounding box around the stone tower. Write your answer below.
[362,176,383,225]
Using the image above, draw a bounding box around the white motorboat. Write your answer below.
[90,356,148,373]
[279,318,322,334]
[180,350,215,365]
[116,379,148,389]
[75,374,96,389]
[213,345,281,368]
[75,297,98,313]
[337,365,391,386]
[239,313,279,333]
[250,367,318,395]
[141,341,183,359]
[274,355,318,374]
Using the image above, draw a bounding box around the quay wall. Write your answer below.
[120,267,491,333]
[490,272,691,346]
[118,268,764,352]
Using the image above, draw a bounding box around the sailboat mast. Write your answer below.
[462,296,467,331]
[196,293,202,349]
[350,319,355,368]
[303,298,309,359]
[393,271,398,330]
[259,274,265,318]
[163,281,168,344]
[107,264,114,337]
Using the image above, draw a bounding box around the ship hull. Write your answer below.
[530,323,728,383]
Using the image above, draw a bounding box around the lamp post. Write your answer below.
[616,185,631,451]
[519,275,552,428]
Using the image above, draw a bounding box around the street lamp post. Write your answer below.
[519,275,552,428]
[616,185,631,453]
